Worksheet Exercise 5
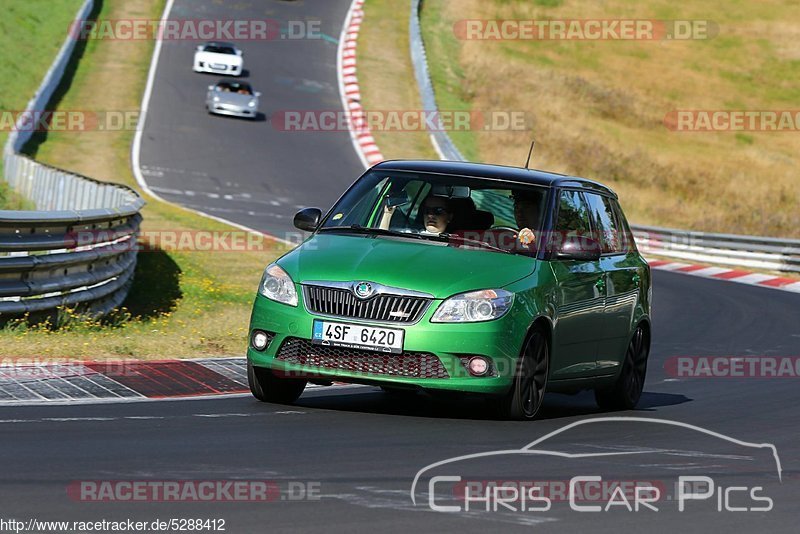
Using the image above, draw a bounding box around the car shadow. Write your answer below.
[292,387,692,422]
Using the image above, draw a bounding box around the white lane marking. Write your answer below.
[42,417,116,422]
[0,411,309,424]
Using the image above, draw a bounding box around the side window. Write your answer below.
[584,193,621,254]
[611,200,636,253]
[555,190,592,235]
[552,190,592,253]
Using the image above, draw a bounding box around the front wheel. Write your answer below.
[595,324,649,410]
[493,326,549,420]
[247,361,307,404]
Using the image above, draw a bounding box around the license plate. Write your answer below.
[312,320,404,354]
[212,63,227,70]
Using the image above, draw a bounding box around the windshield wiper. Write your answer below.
[440,233,513,254]
[318,225,430,240]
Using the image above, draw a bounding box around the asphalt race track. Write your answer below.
[2,0,798,532]
[138,0,364,237]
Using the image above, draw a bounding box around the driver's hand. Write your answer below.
[517,227,535,246]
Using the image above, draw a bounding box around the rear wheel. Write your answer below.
[493,326,549,420]
[595,324,649,410]
[247,361,307,404]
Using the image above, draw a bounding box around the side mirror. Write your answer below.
[294,208,322,232]
[255,92,262,98]
[236,49,243,56]
[553,237,602,262]
[208,85,214,91]
[196,45,204,52]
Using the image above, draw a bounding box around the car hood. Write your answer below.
[197,51,242,64]
[213,92,256,106]
[277,233,536,299]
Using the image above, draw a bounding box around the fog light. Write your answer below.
[252,330,269,351]
[468,356,489,377]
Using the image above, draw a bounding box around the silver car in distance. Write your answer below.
[206,81,260,120]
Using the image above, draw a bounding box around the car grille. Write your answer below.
[303,285,430,324]
[275,337,449,379]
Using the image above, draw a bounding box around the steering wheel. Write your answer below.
[490,225,518,233]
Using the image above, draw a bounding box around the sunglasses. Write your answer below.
[424,206,449,216]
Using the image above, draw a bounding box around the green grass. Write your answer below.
[0,0,83,202]
[419,0,480,161]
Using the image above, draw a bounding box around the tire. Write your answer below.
[595,324,649,411]
[247,361,307,404]
[493,325,549,420]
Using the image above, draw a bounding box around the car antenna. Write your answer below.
[524,140,535,170]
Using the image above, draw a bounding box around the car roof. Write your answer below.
[372,159,617,197]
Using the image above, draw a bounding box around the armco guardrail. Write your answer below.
[409,0,798,273]
[632,226,800,273]
[0,0,145,318]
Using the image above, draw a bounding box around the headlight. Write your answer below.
[248,100,256,108]
[431,289,514,323]
[213,96,220,103]
[258,264,298,306]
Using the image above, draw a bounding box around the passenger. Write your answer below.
[512,190,543,249]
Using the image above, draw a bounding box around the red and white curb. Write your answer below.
[0,358,353,405]
[338,0,383,169]
[647,259,800,293]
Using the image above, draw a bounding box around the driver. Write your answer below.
[420,196,454,234]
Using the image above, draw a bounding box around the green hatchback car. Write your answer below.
[247,160,651,419]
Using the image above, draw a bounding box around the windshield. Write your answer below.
[204,44,236,55]
[320,170,549,256]
[216,82,252,95]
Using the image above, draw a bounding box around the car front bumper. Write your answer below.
[209,104,257,119]
[194,63,241,76]
[247,293,525,395]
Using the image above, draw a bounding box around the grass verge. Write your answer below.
[0,0,287,358]
[357,0,438,161]
[0,0,83,208]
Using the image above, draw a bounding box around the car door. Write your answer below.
[549,189,605,380]
[584,193,642,375]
